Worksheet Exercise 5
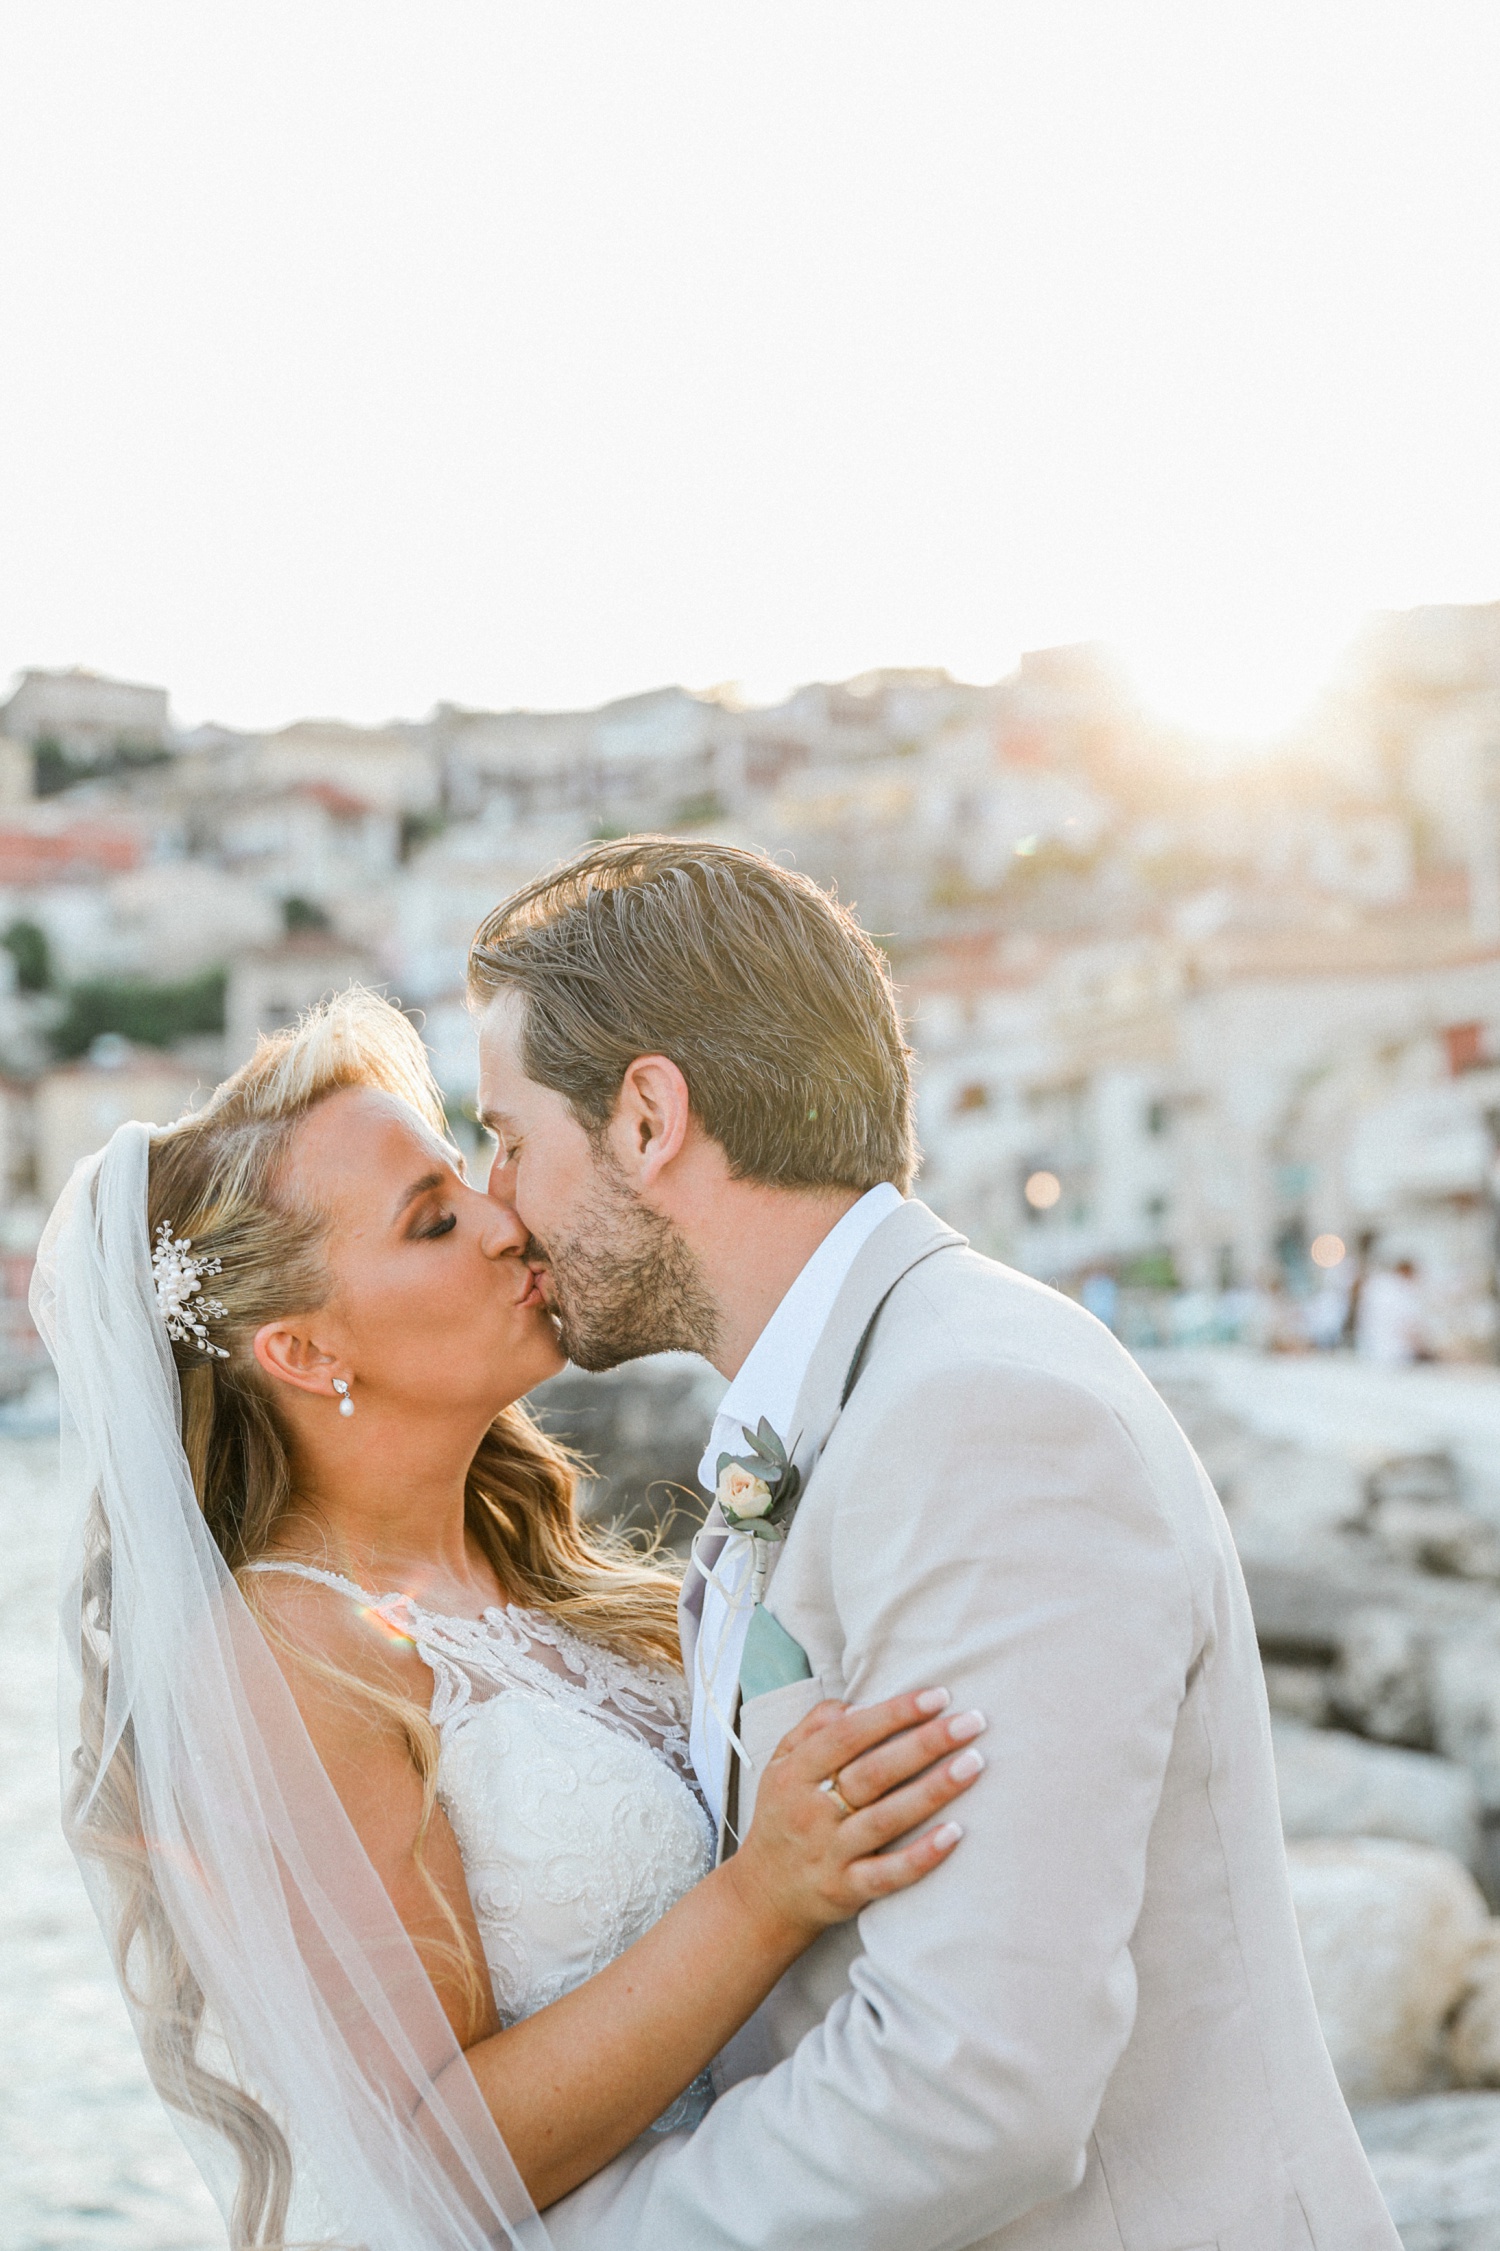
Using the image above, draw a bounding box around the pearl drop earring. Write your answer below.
[333,1379,354,1419]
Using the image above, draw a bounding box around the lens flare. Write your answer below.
[359,1604,417,1646]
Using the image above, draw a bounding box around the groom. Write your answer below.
[470,839,1395,2251]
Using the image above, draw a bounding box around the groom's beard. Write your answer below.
[531,1160,720,1373]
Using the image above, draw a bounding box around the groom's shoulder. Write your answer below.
[883,1219,1120,1366]
[866,1220,1184,1444]
[843,1246,1217,1546]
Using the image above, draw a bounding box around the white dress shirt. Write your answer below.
[688,1182,903,1823]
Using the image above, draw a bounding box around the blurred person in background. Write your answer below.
[1356,1256,1427,1365]
[1262,1271,1312,1354]
[1304,1269,1355,1352]
[1078,1267,1119,1332]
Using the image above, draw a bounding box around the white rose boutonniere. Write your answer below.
[715,1417,802,1544]
[717,1462,774,1520]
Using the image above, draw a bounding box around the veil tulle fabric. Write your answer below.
[33,1121,553,2251]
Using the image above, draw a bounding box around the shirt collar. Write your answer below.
[697,1182,904,1492]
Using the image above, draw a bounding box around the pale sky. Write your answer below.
[3,3,1500,743]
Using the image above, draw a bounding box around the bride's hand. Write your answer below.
[725,1689,984,1943]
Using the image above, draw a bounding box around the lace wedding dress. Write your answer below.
[246,1560,716,2129]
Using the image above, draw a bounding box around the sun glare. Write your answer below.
[1119,610,1361,756]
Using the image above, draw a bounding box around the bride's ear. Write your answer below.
[253,1322,341,1400]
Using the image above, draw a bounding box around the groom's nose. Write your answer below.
[477,1198,531,1259]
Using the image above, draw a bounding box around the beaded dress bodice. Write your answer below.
[246,1561,715,2125]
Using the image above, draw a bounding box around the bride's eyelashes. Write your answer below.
[412,1209,458,1241]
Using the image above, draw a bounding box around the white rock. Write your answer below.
[1374,1496,1500,1585]
[1450,1931,1500,2088]
[1331,1605,1433,1749]
[1263,1661,1333,1728]
[1433,1629,1500,1815]
[1287,1838,1489,2104]
[1356,2090,1500,2245]
[1273,1720,1481,1870]
[1228,1447,1365,1565]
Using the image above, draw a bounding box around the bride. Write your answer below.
[36,990,982,2251]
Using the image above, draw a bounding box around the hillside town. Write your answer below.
[0,602,1497,1395]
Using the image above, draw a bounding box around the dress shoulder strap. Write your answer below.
[242,1559,381,1606]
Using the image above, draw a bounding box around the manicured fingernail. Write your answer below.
[932,1821,964,1849]
[948,1748,985,1782]
[947,1709,986,1743]
[915,1688,951,1715]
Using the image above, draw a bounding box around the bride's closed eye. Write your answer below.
[413,1209,458,1241]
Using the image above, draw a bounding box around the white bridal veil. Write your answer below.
[33,1122,553,2251]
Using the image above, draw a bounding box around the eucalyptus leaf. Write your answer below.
[752,1418,789,1463]
[717,1452,767,1480]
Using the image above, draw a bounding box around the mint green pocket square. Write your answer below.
[740,1604,814,1702]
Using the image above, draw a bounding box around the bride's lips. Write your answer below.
[515,1265,550,1312]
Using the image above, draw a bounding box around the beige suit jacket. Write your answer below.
[547,1201,1399,2251]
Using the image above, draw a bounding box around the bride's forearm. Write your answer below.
[459,1688,979,2208]
[461,1856,807,2208]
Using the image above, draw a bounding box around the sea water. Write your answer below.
[0,1437,223,2251]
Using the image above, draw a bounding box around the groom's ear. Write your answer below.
[253,1323,341,1399]
[610,1053,692,1187]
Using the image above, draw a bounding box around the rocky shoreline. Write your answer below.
[1146,1354,1500,2245]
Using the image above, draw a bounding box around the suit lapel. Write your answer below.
[782,1198,967,1494]
[680,1201,963,1678]
[705,1200,966,1858]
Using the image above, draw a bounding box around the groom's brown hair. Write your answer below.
[468,836,917,1192]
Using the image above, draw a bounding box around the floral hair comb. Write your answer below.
[152,1221,230,1358]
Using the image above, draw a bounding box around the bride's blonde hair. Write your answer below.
[72,988,683,2246]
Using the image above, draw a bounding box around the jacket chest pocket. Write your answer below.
[734,1675,828,1833]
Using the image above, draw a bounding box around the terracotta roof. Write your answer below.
[0,822,143,881]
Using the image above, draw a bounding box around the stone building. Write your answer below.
[0,668,170,759]
[224,936,380,1070]
[33,1043,206,1205]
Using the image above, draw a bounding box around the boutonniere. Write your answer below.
[716,1417,802,1546]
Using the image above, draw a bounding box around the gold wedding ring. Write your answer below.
[821,1776,856,1818]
